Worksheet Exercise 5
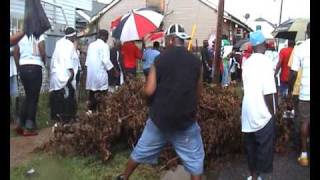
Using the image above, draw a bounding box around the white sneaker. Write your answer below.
[247,176,262,180]
[282,111,288,118]
[86,110,93,116]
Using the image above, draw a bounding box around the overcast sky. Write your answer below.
[98,0,310,26]
[221,0,310,26]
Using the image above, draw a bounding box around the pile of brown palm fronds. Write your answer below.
[40,78,291,168]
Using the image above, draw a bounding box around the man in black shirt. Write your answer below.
[117,24,204,180]
[201,40,212,83]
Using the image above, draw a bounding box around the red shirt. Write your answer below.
[121,42,142,69]
[279,47,293,82]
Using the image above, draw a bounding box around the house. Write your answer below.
[76,0,107,33]
[10,0,92,93]
[84,0,252,45]
[10,0,93,56]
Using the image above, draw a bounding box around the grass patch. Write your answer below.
[11,88,89,132]
[36,92,51,129]
[10,150,159,180]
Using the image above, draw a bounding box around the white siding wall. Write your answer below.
[10,0,92,28]
[164,0,219,46]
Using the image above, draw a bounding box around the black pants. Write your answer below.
[203,67,212,84]
[292,95,300,150]
[50,82,76,122]
[124,68,136,81]
[231,72,237,81]
[19,65,42,130]
[244,118,275,174]
[88,90,108,112]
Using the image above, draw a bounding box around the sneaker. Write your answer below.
[282,111,288,118]
[247,176,262,180]
[298,156,309,166]
[86,110,93,116]
[22,129,38,136]
[14,126,24,135]
[116,175,125,180]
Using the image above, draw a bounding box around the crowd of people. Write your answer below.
[10,20,310,180]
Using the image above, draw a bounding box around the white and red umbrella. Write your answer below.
[110,16,122,31]
[144,31,164,41]
[112,8,164,42]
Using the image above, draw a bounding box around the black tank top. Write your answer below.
[149,46,201,132]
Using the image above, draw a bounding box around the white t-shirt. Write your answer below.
[291,38,310,101]
[49,37,78,91]
[241,53,277,133]
[18,35,45,67]
[10,47,17,77]
[85,39,113,91]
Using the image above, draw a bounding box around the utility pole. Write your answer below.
[279,0,283,25]
[212,0,224,84]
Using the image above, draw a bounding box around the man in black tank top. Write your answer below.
[117,24,204,180]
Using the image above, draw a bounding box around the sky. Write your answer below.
[97,0,310,26]
[220,0,310,26]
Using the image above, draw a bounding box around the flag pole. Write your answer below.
[188,24,197,51]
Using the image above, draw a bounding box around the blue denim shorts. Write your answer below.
[130,118,205,175]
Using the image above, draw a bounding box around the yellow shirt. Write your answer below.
[288,47,302,95]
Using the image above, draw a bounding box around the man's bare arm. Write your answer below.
[144,65,157,97]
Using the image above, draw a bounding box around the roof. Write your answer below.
[199,0,252,31]
[76,1,109,22]
[85,0,252,32]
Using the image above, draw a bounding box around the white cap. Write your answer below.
[166,24,191,40]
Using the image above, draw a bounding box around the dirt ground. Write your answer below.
[10,125,310,179]
[10,126,53,168]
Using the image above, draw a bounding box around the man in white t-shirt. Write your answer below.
[85,30,116,113]
[49,27,79,122]
[241,30,277,180]
[288,22,310,167]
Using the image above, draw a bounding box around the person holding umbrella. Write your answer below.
[117,24,204,180]
[121,41,142,79]
[111,8,164,80]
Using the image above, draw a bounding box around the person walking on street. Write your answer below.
[49,27,79,123]
[221,55,230,88]
[287,43,303,151]
[241,30,277,180]
[142,41,160,77]
[85,30,118,113]
[228,49,239,84]
[275,40,295,98]
[288,22,310,167]
[201,40,212,83]
[13,33,46,136]
[121,41,142,79]
[117,24,204,180]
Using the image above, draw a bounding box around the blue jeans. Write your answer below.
[221,67,229,86]
[131,118,205,175]
[279,81,288,97]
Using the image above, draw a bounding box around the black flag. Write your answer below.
[24,0,51,39]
